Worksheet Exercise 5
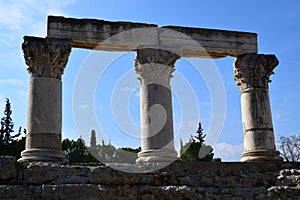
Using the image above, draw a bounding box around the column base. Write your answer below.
[136,149,178,164]
[241,150,282,162]
[18,148,68,163]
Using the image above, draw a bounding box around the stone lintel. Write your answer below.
[47,16,158,52]
[47,16,257,58]
[162,26,257,58]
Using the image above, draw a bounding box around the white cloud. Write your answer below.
[134,90,140,97]
[213,142,244,161]
[0,0,76,46]
[122,86,135,92]
[17,90,27,97]
[0,78,25,86]
[187,120,198,127]
[0,1,28,30]
[275,113,288,122]
[79,104,89,111]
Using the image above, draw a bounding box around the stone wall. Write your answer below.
[0,156,299,199]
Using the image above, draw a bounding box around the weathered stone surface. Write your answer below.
[47,16,158,51]
[89,165,140,185]
[19,77,66,162]
[26,78,62,138]
[0,156,16,180]
[42,184,105,200]
[0,185,41,200]
[268,186,300,200]
[2,159,300,199]
[104,185,270,200]
[160,26,257,58]
[23,162,90,184]
[19,36,71,163]
[135,49,179,163]
[263,168,300,199]
[234,53,279,92]
[234,54,281,162]
[22,36,71,80]
[47,16,257,58]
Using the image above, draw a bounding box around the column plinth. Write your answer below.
[18,36,71,163]
[135,48,179,163]
[234,53,282,162]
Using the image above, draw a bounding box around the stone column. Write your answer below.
[18,36,71,162]
[135,48,179,163]
[234,53,282,162]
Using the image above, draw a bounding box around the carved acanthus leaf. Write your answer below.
[22,36,72,80]
[234,53,279,92]
[135,49,179,87]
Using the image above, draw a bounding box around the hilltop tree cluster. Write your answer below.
[62,131,141,164]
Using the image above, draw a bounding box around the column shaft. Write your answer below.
[234,53,282,162]
[140,82,175,150]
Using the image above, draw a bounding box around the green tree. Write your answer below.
[0,98,20,145]
[115,147,141,164]
[194,122,205,145]
[2,136,26,159]
[180,122,221,162]
[0,98,25,159]
[62,130,142,164]
[62,138,98,163]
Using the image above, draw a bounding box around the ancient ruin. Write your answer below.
[18,16,281,163]
[4,15,300,200]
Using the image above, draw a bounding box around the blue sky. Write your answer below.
[0,0,299,161]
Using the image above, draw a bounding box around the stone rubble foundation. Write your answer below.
[1,156,300,199]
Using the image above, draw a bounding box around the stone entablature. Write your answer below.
[47,16,257,58]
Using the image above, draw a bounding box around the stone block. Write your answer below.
[0,185,41,200]
[160,26,257,58]
[88,165,140,185]
[47,16,158,51]
[42,184,105,200]
[0,156,16,180]
[23,163,90,184]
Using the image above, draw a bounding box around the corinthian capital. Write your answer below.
[135,48,180,87]
[234,53,279,92]
[135,49,179,67]
[22,36,72,80]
